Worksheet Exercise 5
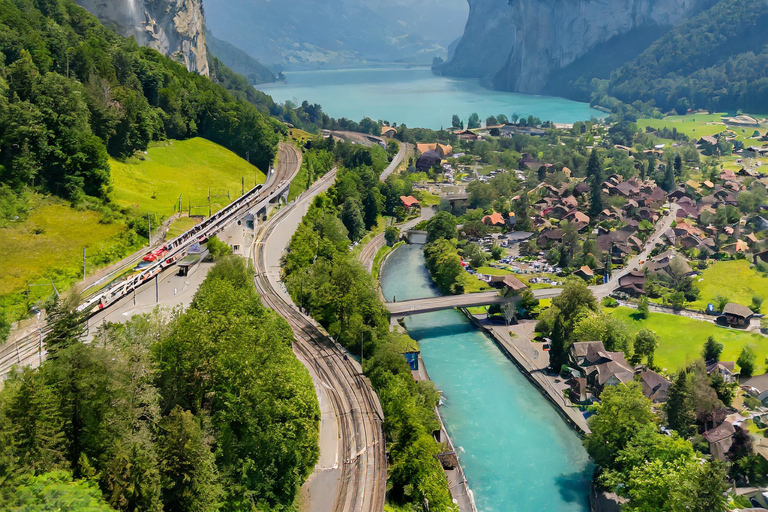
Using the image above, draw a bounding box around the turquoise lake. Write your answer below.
[380,245,592,512]
[258,67,605,130]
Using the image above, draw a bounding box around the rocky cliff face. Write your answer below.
[441,0,713,93]
[75,0,208,76]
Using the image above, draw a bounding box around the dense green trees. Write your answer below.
[283,155,457,510]
[0,257,319,511]
[586,384,728,512]
[0,0,280,201]
[605,0,768,113]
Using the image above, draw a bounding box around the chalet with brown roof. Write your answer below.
[573,182,590,197]
[597,226,637,253]
[703,180,715,189]
[416,143,453,158]
[537,228,563,248]
[574,265,594,281]
[719,169,737,181]
[549,204,572,220]
[639,370,671,403]
[703,422,736,460]
[562,195,578,209]
[566,211,591,231]
[698,135,718,147]
[617,271,645,296]
[722,302,754,327]
[520,154,545,171]
[455,129,479,140]
[599,209,619,221]
[706,360,738,383]
[489,274,527,293]
[568,342,635,395]
[381,126,397,138]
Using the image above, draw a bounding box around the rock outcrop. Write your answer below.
[440,0,714,93]
[75,0,208,76]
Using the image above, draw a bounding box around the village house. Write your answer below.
[568,342,635,397]
[489,274,527,294]
[617,271,646,296]
[574,265,595,282]
[537,228,563,248]
[721,302,754,328]
[706,360,739,383]
[381,126,397,138]
[400,196,420,212]
[702,421,736,461]
[639,370,672,403]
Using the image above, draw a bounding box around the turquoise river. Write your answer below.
[258,67,604,130]
[380,245,592,512]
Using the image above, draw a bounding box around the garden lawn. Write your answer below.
[111,138,264,217]
[609,307,768,374]
[689,260,768,313]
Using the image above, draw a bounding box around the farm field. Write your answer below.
[111,138,265,217]
[689,260,768,313]
[609,307,768,374]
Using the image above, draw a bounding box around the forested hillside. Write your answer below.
[605,0,768,113]
[0,0,280,203]
[0,258,319,511]
[206,31,277,85]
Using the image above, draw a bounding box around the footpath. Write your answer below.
[462,313,592,435]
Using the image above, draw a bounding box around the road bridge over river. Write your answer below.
[386,288,563,317]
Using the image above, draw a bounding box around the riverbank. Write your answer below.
[461,311,591,434]
[380,244,592,512]
[413,356,477,512]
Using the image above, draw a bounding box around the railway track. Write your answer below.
[252,170,386,512]
[0,143,302,378]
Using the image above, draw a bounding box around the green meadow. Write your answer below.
[111,138,265,217]
[609,307,767,373]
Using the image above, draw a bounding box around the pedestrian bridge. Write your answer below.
[385,288,562,318]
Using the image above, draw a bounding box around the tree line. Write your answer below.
[0,0,282,202]
[0,257,319,511]
[282,140,457,511]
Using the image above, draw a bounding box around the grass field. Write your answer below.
[462,273,494,293]
[638,113,767,145]
[166,217,201,240]
[608,307,768,373]
[689,260,768,313]
[638,114,730,138]
[476,266,512,276]
[110,138,265,217]
[0,197,143,320]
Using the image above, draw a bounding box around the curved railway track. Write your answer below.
[0,143,302,378]
[252,170,386,512]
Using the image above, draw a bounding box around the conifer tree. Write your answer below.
[587,149,603,218]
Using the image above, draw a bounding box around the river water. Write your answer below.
[257,67,604,130]
[380,245,592,512]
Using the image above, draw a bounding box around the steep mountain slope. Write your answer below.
[206,30,276,84]
[74,0,208,75]
[203,0,468,68]
[605,0,768,112]
[440,0,714,93]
